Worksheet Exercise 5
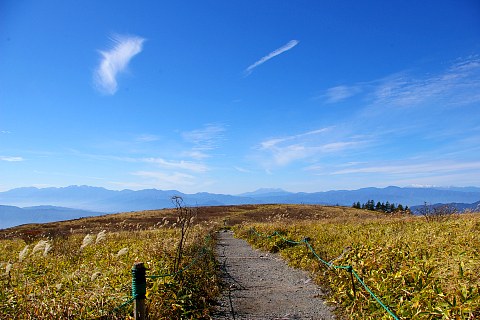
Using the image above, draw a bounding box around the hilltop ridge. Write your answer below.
[1,185,479,212]
[1,185,479,229]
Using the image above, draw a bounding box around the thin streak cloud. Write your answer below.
[324,85,362,103]
[244,40,299,76]
[142,157,208,172]
[371,58,480,108]
[132,171,196,188]
[260,128,330,149]
[94,34,145,95]
[331,161,480,175]
[0,156,24,162]
[321,57,480,107]
[234,166,251,173]
[182,124,227,159]
[257,128,367,167]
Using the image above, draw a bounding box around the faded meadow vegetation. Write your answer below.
[236,210,480,319]
[0,203,479,319]
[0,215,220,319]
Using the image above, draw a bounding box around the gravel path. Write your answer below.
[212,230,336,320]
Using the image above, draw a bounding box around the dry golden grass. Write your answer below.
[235,212,480,319]
[0,212,220,319]
[0,204,378,242]
[2,204,478,319]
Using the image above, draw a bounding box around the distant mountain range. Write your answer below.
[0,185,479,229]
[410,201,480,213]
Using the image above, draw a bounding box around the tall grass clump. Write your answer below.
[0,224,219,319]
[236,213,480,319]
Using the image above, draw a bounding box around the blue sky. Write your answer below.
[1,1,479,194]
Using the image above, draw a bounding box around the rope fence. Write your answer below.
[109,242,210,319]
[249,228,400,320]
[109,229,400,319]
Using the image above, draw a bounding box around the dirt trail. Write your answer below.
[212,230,336,320]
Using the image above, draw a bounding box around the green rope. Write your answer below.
[132,264,147,299]
[250,228,400,320]
[146,271,176,279]
[251,228,304,245]
[111,263,148,314]
[111,295,136,313]
[251,228,276,238]
[351,269,399,320]
[274,231,304,245]
[304,241,331,267]
[110,244,210,315]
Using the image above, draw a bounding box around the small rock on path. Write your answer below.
[212,230,336,320]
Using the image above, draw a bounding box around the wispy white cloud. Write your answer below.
[321,141,360,152]
[322,56,480,108]
[183,151,210,160]
[304,161,367,173]
[331,161,480,175]
[258,128,367,167]
[244,40,299,76]
[324,85,362,103]
[61,148,209,173]
[182,124,226,159]
[260,128,330,149]
[272,145,308,166]
[142,157,208,172]
[132,171,196,187]
[94,34,145,95]
[135,134,160,142]
[234,166,251,173]
[382,59,480,107]
[182,124,226,149]
[0,156,24,162]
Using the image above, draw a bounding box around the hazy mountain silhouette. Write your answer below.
[410,200,480,213]
[1,185,479,229]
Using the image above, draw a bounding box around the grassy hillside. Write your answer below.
[0,208,222,319]
[1,204,479,319]
[0,204,379,242]
[236,212,480,319]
